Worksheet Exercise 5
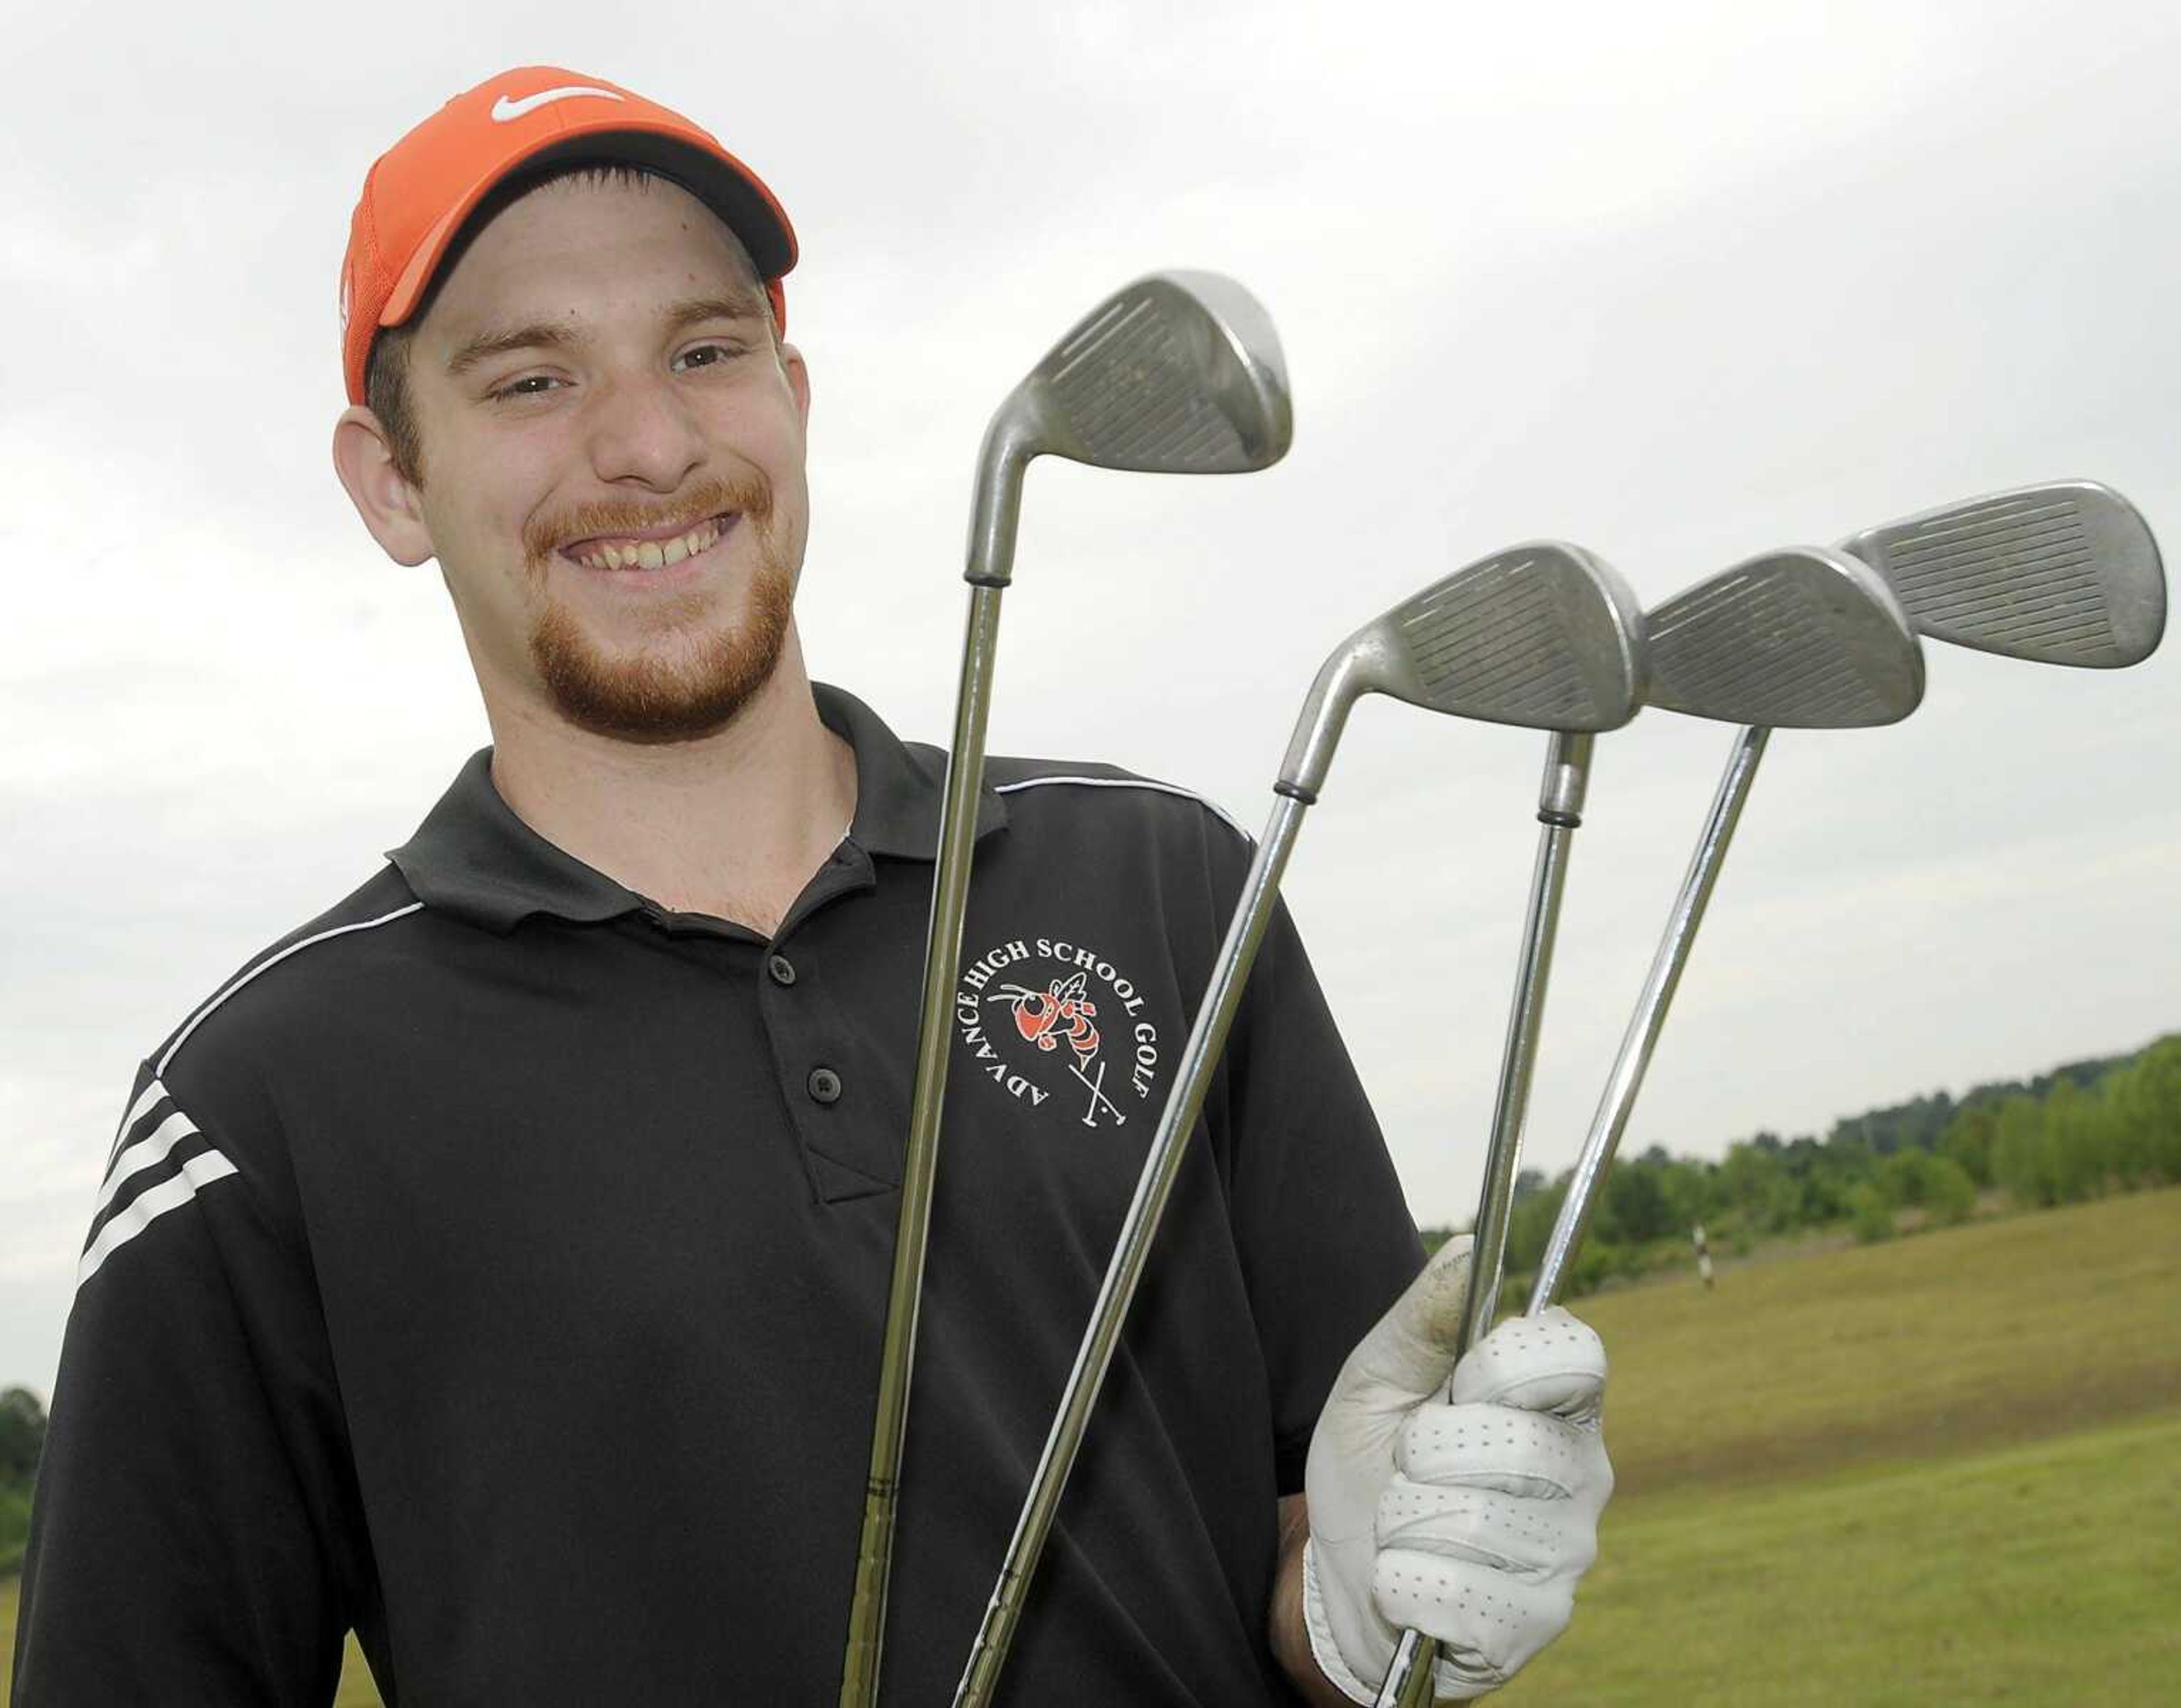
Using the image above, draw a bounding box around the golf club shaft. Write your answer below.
[1460,732,1593,1347]
[1533,723,1769,1312]
[839,583,1006,1708]
[1377,734,1593,1708]
[954,791,1313,1708]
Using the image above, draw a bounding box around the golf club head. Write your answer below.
[1643,547,1927,727]
[1837,480,2166,667]
[1024,271,1292,475]
[965,272,1293,585]
[1278,542,1648,798]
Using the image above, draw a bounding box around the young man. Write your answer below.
[13,69,1610,1706]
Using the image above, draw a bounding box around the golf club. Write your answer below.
[1534,480,2164,1313]
[954,541,1648,1707]
[838,272,1294,1708]
[1376,543,1928,1706]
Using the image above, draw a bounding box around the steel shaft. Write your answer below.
[1534,724,1768,1311]
[1459,731,1591,1348]
[1378,735,1593,1706]
[838,582,1006,1707]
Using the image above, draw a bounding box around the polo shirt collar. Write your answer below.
[388,750,640,933]
[387,683,1006,932]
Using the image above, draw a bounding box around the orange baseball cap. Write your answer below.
[339,66,797,403]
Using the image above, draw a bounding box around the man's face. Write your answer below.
[396,173,811,743]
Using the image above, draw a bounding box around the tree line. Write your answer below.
[1,1385,43,1575]
[1429,1031,2181,1301]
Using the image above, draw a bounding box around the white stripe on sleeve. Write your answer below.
[114,1079,164,1144]
[105,1079,168,1173]
[76,1149,242,1291]
[94,1107,202,1219]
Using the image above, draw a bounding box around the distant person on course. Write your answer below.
[12,67,1613,1706]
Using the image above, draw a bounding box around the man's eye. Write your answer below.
[674,342,745,372]
[487,374,561,402]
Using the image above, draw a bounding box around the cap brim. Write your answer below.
[381,120,797,329]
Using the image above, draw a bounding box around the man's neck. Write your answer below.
[481,641,856,939]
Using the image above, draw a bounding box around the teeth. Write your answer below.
[571,516,726,572]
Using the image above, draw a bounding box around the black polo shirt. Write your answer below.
[15,685,1423,1707]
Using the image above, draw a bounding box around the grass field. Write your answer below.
[5,1187,2177,1703]
[1568,1184,2181,1495]
[1498,1414,2181,1705]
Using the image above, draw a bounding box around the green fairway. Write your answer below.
[1497,1413,2181,1706]
[1576,1185,2181,1495]
[5,1187,2178,1704]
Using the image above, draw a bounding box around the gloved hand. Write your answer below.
[1302,1236,1612,1702]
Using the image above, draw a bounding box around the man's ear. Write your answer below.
[332,407,435,567]
[780,341,811,428]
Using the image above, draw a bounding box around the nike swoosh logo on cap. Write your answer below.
[491,86,626,123]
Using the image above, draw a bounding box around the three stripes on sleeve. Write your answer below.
[70,901,423,1293]
[78,1075,237,1290]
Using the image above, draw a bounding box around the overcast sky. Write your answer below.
[5,0,2179,1400]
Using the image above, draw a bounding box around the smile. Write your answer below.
[563,513,732,572]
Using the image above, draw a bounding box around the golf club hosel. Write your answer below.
[1276,651,1368,798]
[964,416,1038,588]
[1537,731,1593,826]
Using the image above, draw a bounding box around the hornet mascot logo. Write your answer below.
[993,972,1123,1127]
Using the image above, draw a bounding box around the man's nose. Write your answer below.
[584,370,707,491]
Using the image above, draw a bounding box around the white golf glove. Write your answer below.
[1302,1236,1612,1702]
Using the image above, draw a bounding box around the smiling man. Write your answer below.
[11,68,1611,1707]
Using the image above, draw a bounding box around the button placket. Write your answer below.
[764,949,834,1104]
[762,891,898,1202]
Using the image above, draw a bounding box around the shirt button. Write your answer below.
[808,1066,843,1105]
[768,953,797,986]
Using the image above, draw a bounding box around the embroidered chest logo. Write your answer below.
[955,937,1163,1128]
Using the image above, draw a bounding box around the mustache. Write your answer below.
[523,473,774,573]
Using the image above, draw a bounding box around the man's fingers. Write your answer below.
[1369,1549,1575,1689]
[1394,1402,1598,1500]
[1445,1306,1607,1421]
[1307,1296,1612,1705]
[1375,1476,1599,1577]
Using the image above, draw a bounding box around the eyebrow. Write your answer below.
[443,292,769,379]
